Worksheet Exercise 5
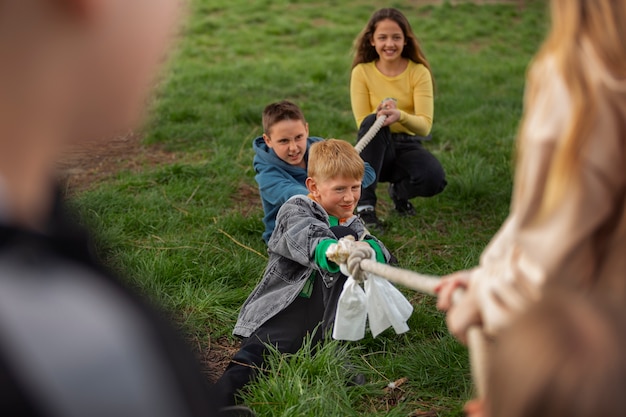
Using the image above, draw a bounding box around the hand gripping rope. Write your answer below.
[354,114,386,154]
[353,97,396,155]
[327,238,488,397]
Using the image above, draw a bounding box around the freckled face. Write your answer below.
[307,176,362,219]
[371,19,406,63]
[264,119,309,168]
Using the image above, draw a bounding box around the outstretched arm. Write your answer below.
[438,61,624,338]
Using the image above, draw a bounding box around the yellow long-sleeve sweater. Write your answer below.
[350,60,433,136]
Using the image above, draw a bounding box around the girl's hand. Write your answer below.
[375,99,400,126]
[446,290,482,344]
[376,108,401,126]
[376,98,398,112]
[435,270,481,344]
[434,271,471,311]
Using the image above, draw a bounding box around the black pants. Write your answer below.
[357,114,447,207]
[209,274,346,409]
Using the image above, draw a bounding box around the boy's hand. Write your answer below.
[330,225,358,240]
[347,242,375,282]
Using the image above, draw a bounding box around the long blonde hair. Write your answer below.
[521,0,626,217]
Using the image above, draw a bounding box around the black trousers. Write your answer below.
[209,274,346,409]
[357,114,447,207]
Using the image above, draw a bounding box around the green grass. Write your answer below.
[70,1,548,415]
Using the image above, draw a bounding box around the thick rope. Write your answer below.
[355,97,398,154]
[328,244,487,397]
[358,259,487,398]
[358,259,438,294]
[354,115,386,154]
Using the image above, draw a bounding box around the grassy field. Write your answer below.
[71,1,548,415]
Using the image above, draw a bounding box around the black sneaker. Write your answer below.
[218,406,257,417]
[347,373,367,387]
[358,208,384,231]
[343,361,367,386]
[389,184,416,216]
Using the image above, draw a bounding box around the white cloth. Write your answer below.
[333,270,413,341]
[365,274,413,337]
[332,277,367,341]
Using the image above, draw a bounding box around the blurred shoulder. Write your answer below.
[522,55,570,146]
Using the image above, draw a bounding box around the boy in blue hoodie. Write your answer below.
[253,100,375,243]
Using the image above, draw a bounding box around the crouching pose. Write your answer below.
[253,100,375,243]
[211,140,391,410]
[350,8,447,229]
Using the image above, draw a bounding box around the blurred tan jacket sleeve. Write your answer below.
[468,56,626,335]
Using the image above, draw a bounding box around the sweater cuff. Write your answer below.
[364,239,387,264]
[315,239,340,273]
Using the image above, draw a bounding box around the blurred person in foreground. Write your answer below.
[437,0,626,338]
[0,0,223,416]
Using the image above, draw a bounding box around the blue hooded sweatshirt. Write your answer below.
[253,136,376,243]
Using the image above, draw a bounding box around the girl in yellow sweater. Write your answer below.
[351,8,447,229]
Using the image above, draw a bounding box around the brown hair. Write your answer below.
[351,8,432,77]
[486,289,626,417]
[519,0,626,218]
[308,139,364,182]
[262,100,306,134]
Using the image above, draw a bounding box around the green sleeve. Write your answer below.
[364,239,387,264]
[315,239,340,273]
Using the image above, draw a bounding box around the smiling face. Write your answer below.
[264,119,309,168]
[370,18,406,63]
[307,176,362,219]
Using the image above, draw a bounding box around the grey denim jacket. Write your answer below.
[233,195,390,338]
